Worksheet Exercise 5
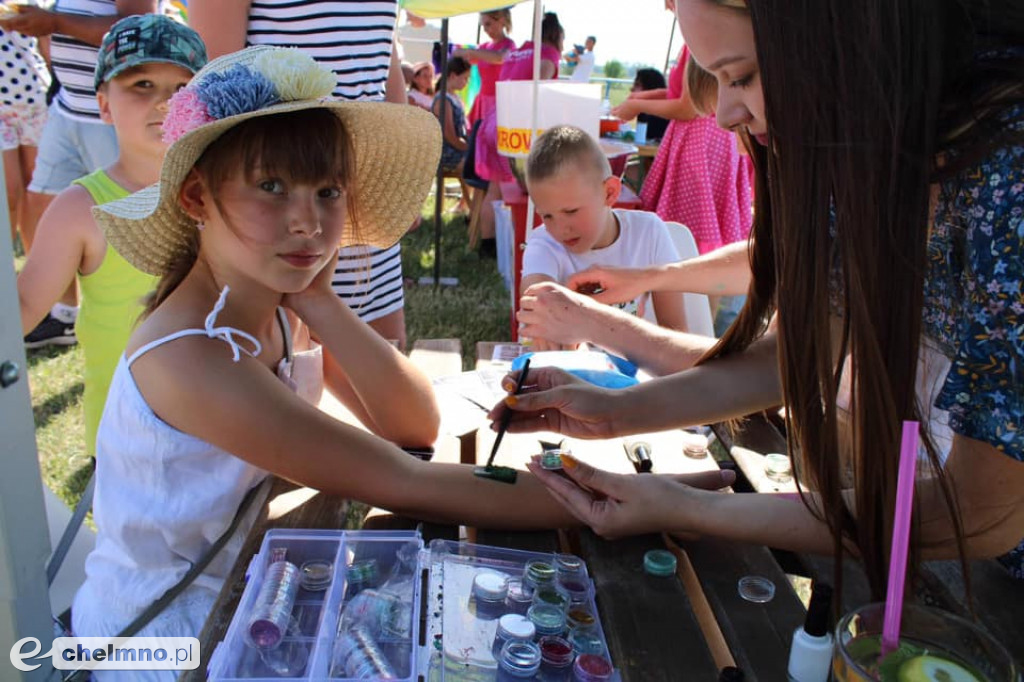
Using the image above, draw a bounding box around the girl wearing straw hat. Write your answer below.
[72,46,580,654]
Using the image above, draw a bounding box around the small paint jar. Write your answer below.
[492,613,537,659]
[539,449,566,470]
[345,558,379,597]
[299,560,333,592]
[764,453,793,483]
[573,653,614,681]
[643,549,677,577]
[566,606,596,631]
[538,635,575,682]
[528,603,567,639]
[683,433,709,459]
[523,559,556,591]
[340,588,413,639]
[554,555,590,605]
[247,549,300,649]
[567,627,605,657]
[330,624,397,679]
[532,584,570,613]
[505,578,534,615]
[496,640,542,681]
[471,570,510,621]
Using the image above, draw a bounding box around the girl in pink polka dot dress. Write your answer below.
[624,46,753,254]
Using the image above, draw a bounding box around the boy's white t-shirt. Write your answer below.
[522,209,680,318]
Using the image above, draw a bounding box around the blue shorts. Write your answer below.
[28,103,118,195]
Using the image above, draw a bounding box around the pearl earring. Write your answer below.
[196,220,205,231]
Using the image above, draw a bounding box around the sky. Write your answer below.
[413,1,683,73]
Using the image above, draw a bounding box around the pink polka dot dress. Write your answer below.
[640,47,754,254]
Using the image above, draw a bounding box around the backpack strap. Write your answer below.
[46,460,95,587]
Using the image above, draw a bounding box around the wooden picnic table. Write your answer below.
[188,339,813,681]
[188,337,1021,680]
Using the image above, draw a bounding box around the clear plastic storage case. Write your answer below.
[208,530,619,681]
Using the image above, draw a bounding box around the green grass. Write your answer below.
[402,198,514,368]
[24,198,512,506]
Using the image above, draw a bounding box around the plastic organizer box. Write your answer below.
[207,529,620,681]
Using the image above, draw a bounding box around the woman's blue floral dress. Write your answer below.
[925,114,1023,577]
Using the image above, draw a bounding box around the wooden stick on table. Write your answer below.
[662,533,737,671]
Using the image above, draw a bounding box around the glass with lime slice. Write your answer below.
[832,603,1019,682]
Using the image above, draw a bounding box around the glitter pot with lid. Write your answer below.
[573,653,614,681]
[539,635,575,681]
[496,639,542,680]
[492,613,537,659]
[505,578,534,615]
[472,570,511,621]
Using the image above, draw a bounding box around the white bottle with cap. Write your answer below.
[787,582,834,682]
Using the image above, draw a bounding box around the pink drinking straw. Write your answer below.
[881,420,920,657]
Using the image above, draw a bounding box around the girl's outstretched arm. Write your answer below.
[132,339,571,529]
[17,186,104,333]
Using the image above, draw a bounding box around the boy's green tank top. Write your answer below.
[72,170,158,456]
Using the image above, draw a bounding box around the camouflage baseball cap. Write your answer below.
[95,14,207,89]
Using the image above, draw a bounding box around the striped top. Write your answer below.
[245,0,398,101]
[245,0,407,323]
[50,0,118,121]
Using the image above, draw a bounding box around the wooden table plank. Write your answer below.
[682,536,806,681]
[578,531,721,681]
[409,338,463,377]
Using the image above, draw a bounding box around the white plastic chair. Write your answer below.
[643,221,715,337]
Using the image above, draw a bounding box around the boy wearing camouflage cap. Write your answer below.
[17,14,206,458]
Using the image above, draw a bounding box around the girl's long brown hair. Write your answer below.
[700,0,1024,599]
[145,108,359,315]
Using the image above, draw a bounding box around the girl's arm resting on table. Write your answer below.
[539,61,556,81]
[135,346,574,529]
[188,0,250,59]
[17,187,102,334]
[289,290,440,448]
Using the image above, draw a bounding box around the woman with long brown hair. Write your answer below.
[493,0,1024,596]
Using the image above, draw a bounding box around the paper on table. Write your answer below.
[490,343,525,365]
[432,369,509,437]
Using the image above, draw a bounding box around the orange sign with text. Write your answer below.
[496,127,544,156]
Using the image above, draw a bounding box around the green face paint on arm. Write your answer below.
[473,465,519,484]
